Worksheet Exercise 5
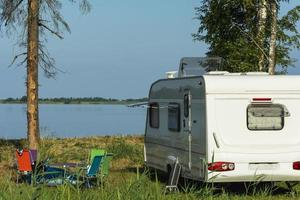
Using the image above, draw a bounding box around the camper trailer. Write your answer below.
[144,57,300,183]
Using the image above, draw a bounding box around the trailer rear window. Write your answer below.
[247,104,284,130]
[149,103,159,128]
[168,103,180,132]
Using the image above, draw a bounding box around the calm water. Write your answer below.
[0,104,146,139]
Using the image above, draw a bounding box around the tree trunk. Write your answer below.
[27,0,40,149]
[268,0,278,75]
[257,0,267,72]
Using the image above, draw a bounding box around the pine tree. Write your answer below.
[0,0,91,149]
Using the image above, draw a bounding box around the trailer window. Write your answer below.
[168,103,180,132]
[149,103,159,128]
[247,104,284,130]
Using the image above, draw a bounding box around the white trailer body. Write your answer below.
[144,74,300,183]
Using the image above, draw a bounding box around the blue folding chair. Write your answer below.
[32,165,66,186]
[34,155,104,187]
[66,155,104,188]
[84,155,103,187]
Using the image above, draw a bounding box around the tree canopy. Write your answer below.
[193,0,300,73]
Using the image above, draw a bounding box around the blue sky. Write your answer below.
[0,0,299,99]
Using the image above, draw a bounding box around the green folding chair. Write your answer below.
[101,153,113,176]
[90,149,106,164]
[89,149,113,177]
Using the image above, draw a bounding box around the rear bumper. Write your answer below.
[207,162,300,182]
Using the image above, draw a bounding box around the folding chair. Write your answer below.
[67,155,104,188]
[101,153,113,176]
[89,149,113,177]
[89,149,106,164]
[29,149,37,165]
[41,165,66,186]
[84,155,104,187]
[16,149,33,184]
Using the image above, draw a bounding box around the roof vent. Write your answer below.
[205,71,229,75]
[178,57,224,77]
[245,72,269,75]
[166,71,177,79]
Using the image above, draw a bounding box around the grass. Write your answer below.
[0,136,300,200]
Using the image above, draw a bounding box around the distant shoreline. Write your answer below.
[0,134,144,141]
[0,101,139,105]
[0,97,148,105]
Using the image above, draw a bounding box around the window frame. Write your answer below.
[246,104,285,131]
[168,103,181,132]
[149,102,159,129]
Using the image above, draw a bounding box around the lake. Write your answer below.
[0,104,146,139]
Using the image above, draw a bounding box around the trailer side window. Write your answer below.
[168,103,180,132]
[149,103,159,128]
[247,104,284,130]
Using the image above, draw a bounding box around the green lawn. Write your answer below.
[0,136,299,200]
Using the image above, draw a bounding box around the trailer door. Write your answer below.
[183,90,192,170]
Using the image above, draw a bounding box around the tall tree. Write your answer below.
[193,0,300,74]
[268,0,278,75]
[257,0,268,71]
[193,0,261,72]
[27,0,40,149]
[0,0,90,149]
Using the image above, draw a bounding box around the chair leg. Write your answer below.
[85,181,88,188]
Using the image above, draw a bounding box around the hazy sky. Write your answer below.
[0,0,299,99]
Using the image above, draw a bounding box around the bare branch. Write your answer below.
[79,0,91,14]
[38,22,63,39]
[38,43,66,78]
[1,0,24,26]
[8,52,26,67]
[18,56,27,67]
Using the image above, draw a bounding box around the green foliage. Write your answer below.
[276,5,300,71]
[193,0,300,73]
[106,138,143,165]
[193,0,260,72]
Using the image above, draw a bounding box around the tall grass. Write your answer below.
[0,136,299,200]
[1,172,298,200]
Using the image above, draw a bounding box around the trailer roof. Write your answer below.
[203,75,300,94]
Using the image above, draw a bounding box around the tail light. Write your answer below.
[208,162,235,171]
[293,161,300,170]
[252,98,272,102]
